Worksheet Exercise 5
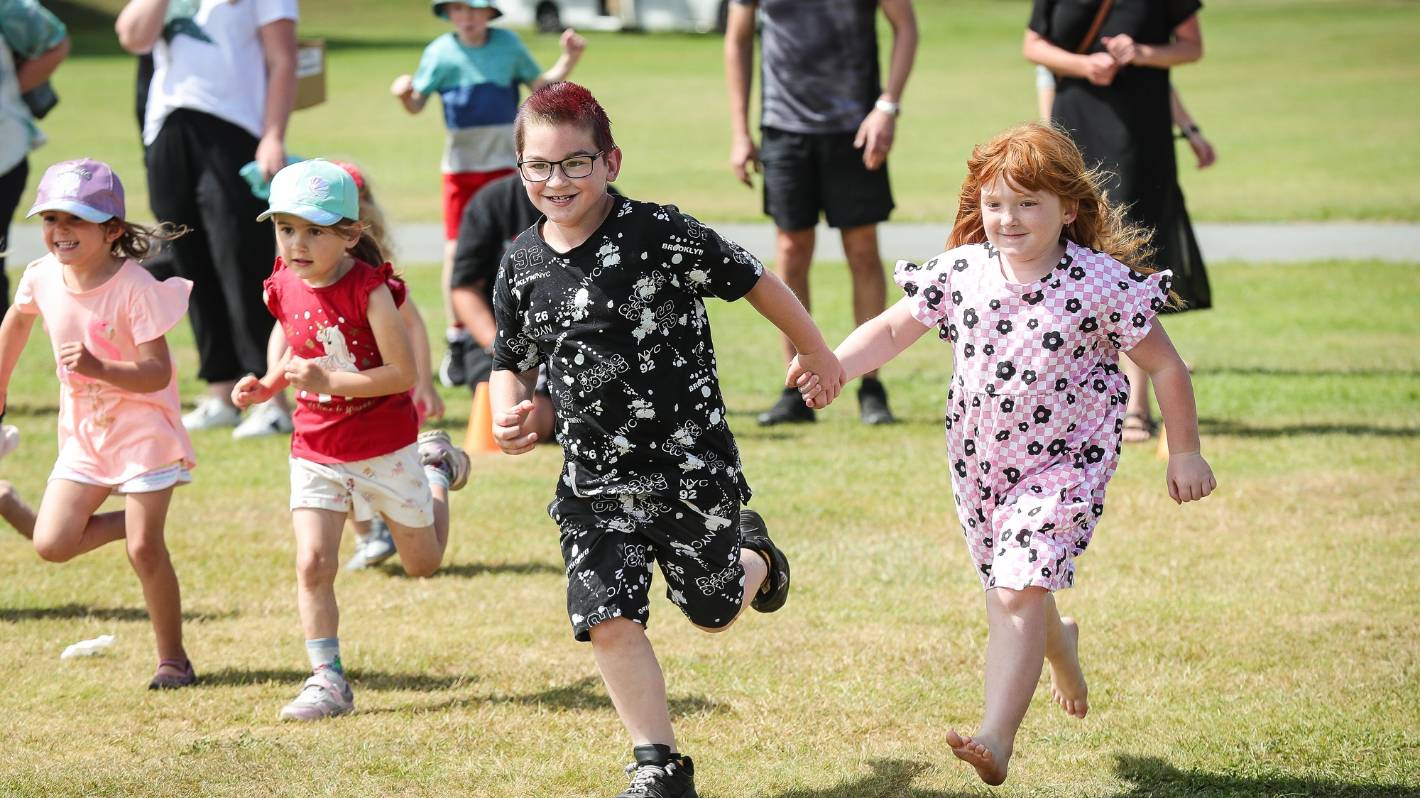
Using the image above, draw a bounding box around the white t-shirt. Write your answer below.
[142,0,299,145]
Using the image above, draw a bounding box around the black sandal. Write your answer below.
[1122,411,1156,444]
[148,658,197,690]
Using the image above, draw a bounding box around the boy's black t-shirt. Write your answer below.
[492,196,764,513]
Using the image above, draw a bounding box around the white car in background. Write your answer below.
[496,0,730,33]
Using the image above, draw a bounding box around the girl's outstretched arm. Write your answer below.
[1125,323,1216,504]
[744,271,846,404]
[59,336,173,394]
[0,307,39,412]
[792,299,929,408]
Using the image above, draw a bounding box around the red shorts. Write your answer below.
[442,169,517,240]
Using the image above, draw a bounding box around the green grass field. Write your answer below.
[0,259,1417,797]
[23,0,1420,223]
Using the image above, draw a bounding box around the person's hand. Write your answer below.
[560,28,586,58]
[493,399,539,455]
[1101,33,1138,66]
[1166,451,1216,504]
[390,74,415,99]
[413,379,445,421]
[854,108,896,171]
[1083,51,1119,86]
[232,374,274,409]
[791,350,846,408]
[730,133,760,188]
[1185,130,1217,169]
[255,132,286,181]
[283,357,330,394]
[58,341,103,380]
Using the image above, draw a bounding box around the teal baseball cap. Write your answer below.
[256,159,358,226]
[432,0,502,19]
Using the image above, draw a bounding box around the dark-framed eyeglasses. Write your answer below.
[517,151,605,182]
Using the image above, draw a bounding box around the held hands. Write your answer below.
[1166,451,1217,505]
[560,28,586,58]
[786,350,847,410]
[493,399,539,455]
[231,374,275,409]
[58,341,103,380]
[854,109,896,171]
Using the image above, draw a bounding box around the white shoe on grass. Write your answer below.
[232,399,293,440]
[182,397,241,431]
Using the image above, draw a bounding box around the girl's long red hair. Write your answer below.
[948,122,1155,275]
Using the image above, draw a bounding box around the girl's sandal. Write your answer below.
[148,658,197,690]
[1121,411,1156,444]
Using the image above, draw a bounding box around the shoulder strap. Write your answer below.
[1075,0,1115,54]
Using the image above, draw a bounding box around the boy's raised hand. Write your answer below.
[493,399,539,455]
[390,74,414,99]
[1166,451,1216,505]
[560,28,586,58]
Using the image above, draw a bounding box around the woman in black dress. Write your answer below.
[1024,0,1207,442]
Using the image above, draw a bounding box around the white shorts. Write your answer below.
[48,461,192,494]
[289,444,434,528]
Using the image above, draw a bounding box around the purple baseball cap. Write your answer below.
[26,158,126,223]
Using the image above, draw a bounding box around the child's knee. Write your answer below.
[991,585,1049,614]
[32,535,76,563]
[587,616,645,646]
[294,547,338,585]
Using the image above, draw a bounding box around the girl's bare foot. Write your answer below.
[946,729,1008,786]
[1048,617,1088,718]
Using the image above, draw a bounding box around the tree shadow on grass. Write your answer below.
[0,604,235,623]
[1113,754,1418,798]
[1198,417,1418,439]
[756,759,972,798]
[199,667,474,692]
[377,560,562,579]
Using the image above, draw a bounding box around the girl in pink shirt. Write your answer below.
[0,158,197,689]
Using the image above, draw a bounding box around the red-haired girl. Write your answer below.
[792,122,1215,786]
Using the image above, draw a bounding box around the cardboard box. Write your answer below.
[294,39,325,111]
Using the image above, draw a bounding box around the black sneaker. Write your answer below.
[738,509,790,613]
[616,746,697,798]
[439,331,472,388]
[858,377,896,425]
[756,387,815,426]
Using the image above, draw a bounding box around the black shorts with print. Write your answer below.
[549,492,746,642]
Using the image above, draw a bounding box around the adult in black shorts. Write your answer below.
[726,0,918,425]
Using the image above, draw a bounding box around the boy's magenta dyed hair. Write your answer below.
[514,81,616,156]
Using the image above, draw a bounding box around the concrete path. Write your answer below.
[6,221,1418,267]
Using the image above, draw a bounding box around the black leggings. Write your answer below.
[0,157,29,312]
[146,109,274,383]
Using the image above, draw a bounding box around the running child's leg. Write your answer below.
[947,585,1049,786]
[292,508,345,642]
[0,480,37,538]
[125,487,193,687]
[381,430,469,577]
[589,617,677,751]
[1044,592,1088,718]
[29,480,125,562]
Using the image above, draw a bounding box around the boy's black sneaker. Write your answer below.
[757,387,815,426]
[858,377,896,425]
[616,745,697,798]
[739,509,790,613]
[439,331,472,388]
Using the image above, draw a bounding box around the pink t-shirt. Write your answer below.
[264,257,418,464]
[14,255,196,484]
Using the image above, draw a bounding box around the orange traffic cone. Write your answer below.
[1155,421,1169,461]
[465,381,500,454]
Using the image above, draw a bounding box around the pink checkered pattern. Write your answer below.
[896,241,1171,592]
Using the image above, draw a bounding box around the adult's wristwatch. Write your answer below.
[874,98,901,117]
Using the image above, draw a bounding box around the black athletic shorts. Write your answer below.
[760,126,895,231]
[550,492,746,642]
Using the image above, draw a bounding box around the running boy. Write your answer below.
[490,82,844,798]
[391,0,585,389]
